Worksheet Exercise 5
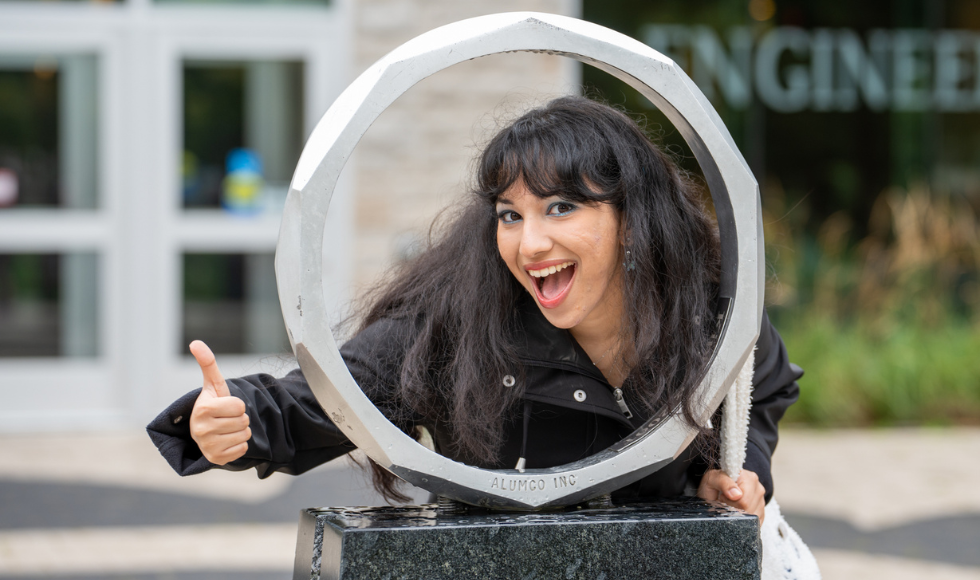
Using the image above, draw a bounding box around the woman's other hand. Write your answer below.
[697,468,766,524]
[188,340,251,465]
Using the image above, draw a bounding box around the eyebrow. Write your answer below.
[495,197,514,206]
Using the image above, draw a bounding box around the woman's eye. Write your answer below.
[548,202,577,216]
[497,210,521,224]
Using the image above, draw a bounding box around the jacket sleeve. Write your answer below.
[145,368,356,478]
[742,310,802,502]
[146,317,418,478]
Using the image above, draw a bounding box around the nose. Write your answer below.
[518,215,553,259]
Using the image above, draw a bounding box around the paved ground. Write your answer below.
[0,427,978,579]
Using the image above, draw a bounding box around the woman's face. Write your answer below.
[495,180,625,333]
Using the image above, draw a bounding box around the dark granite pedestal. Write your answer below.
[293,497,761,580]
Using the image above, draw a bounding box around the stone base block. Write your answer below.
[293,497,761,580]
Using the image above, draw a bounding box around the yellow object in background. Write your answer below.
[222,148,263,214]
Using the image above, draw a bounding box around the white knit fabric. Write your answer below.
[721,348,821,580]
[760,499,823,579]
[720,349,755,480]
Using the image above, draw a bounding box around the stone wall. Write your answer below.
[351,0,582,291]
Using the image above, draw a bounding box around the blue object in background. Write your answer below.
[222,148,264,214]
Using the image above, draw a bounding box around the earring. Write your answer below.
[623,249,636,271]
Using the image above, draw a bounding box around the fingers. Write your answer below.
[190,402,252,465]
[190,340,230,397]
[191,399,249,434]
[192,409,250,434]
[196,394,247,418]
[210,441,249,465]
[198,431,251,465]
[698,469,742,502]
[697,469,766,523]
[737,470,766,524]
[189,373,251,466]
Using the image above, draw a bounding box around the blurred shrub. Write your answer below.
[778,315,980,426]
[763,183,980,426]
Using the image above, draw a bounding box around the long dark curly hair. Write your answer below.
[355,96,721,502]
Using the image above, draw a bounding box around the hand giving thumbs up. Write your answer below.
[188,340,251,465]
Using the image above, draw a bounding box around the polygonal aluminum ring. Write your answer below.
[276,12,763,509]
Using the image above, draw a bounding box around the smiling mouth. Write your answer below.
[528,261,576,308]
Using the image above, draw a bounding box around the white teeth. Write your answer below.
[528,261,573,278]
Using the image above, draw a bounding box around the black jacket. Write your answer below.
[147,304,800,503]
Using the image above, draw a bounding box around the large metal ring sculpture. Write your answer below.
[276,12,763,509]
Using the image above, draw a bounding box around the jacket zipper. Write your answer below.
[612,387,633,419]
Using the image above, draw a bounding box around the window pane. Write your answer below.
[0,253,99,358]
[0,55,99,209]
[182,253,288,355]
[182,60,303,212]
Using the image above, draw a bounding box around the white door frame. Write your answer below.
[0,0,353,431]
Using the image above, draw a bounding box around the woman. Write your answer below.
[148,96,800,521]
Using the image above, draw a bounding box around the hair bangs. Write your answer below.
[478,108,618,206]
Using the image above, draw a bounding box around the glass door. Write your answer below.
[0,2,352,430]
[0,32,122,429]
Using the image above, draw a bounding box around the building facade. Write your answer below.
[0,0,580,431]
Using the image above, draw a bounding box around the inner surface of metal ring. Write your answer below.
[275,12,764,509]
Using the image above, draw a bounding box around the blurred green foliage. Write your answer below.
[183,65,243,173]
[765,184,980,426]
[184,254,244,301]
[779,315,980,426]
[0,254,59,302]
[581,0,980,426]
[0,69,57,152]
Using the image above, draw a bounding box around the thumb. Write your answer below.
[189,340,230,397]
[719,472,743,501]
[707,470,743,502]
